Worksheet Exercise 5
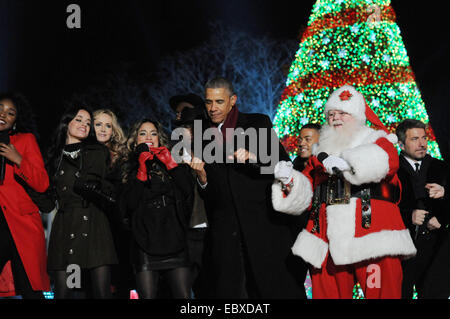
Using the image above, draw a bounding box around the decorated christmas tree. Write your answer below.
[274,0,442,160]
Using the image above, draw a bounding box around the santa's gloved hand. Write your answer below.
[322,155,351,175]
[274,161,294,185]
[136,143,154,182]
[152,146,178,170]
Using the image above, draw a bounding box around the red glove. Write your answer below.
[136,152,154,181]
[151,146,178,170]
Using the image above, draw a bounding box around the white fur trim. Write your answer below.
[292,229,328,269]
[272,170,313,215]
[387,133,398,144]
[325,85,366,124]
[341,143,390,185]
[326,199,417,266]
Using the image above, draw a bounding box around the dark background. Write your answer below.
[0,0,448,159]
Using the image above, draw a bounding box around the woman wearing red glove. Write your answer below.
[119,119,193,299]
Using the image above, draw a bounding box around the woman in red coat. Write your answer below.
[0,92,51,298]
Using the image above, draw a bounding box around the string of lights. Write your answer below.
[274,0,442,160]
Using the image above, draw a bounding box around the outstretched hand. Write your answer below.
[228,148,257,164]
[425,183,445,199]
[187,156,207,185]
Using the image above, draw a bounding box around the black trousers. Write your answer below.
[421,230,450,299]
[0,210,44,299]
[401,230,439,299]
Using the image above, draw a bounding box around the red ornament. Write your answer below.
[339,90,353,101]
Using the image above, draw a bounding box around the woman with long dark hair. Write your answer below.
[0,92,50,299]
[119,119,193,299]
[46,105,117,299]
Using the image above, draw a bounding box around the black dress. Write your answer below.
[47,142,118,271]
[120,160,193,273]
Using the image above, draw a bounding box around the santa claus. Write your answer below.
[272,85,416,299]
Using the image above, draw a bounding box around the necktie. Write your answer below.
[414,163,420,173]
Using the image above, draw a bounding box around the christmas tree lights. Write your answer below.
[274,0,442,160]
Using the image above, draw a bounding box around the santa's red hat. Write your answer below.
[324,85,397,143]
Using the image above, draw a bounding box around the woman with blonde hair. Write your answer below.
[119,118,193,299]
[93,109,127,165]
[92,108,133,298]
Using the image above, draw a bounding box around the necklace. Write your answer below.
[63,149,81,159]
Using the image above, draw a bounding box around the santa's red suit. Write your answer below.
[272,85,416,299]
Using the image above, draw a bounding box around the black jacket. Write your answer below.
[47,141,118,270]
[198,112,306,299]
[120,158,193,257]
[398,154,449,235]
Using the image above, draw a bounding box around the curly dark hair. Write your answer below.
[0,91,39,138]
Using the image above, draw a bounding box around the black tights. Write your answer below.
[136,267,190,299]
[53,265,112,299]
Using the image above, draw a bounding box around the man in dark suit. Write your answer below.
[187,77,306,299]
[396,119,449,299]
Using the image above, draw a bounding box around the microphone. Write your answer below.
[0,132,9,185]
[317,152,343,176]
[317,152,328,163]
[414,199,429,240]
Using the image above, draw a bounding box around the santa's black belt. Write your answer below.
[310,177,399,233]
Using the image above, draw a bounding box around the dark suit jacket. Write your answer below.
[398,154,449,234]
[199,112,306,299]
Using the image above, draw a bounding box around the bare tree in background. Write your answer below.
[67,23,297,131]
[147,23,297,126]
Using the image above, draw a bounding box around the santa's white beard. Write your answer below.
[316,120,365,156]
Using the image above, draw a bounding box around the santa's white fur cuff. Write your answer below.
[272,169,313,215]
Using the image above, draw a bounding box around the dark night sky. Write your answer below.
[0,0,449,158]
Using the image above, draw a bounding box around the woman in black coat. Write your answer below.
[93,109,133,298]
[46,106,118,299]
[119,119,193,299]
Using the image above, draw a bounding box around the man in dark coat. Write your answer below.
[396,119,449,299]
[186,77,306,299]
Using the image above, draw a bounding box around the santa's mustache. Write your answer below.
[331,120,344,126]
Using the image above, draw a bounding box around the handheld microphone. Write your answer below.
[414,199,429,240]
[0,132,10,185]
[317,152,328,163]
[317,152,343,176]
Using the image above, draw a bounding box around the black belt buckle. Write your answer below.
[148,195,172,209]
